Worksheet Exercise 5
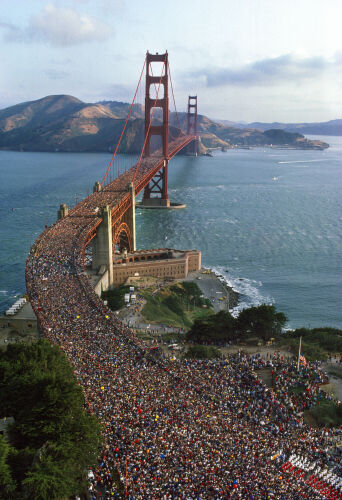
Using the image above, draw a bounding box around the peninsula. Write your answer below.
[0,95,328,153]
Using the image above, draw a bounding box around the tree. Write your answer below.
[0,435,15,497]
[237,304,287,341]
[186,311,237,343]
[0,340,102,499]
[184,344,221,359]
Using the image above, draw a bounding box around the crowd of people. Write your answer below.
[25,162,342,499]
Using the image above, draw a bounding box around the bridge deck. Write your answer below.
[26,135,195,329]
[26,135,214,494]
[65,134,196,243]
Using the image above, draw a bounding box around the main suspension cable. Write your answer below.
[101,57,147,187]
[132,57,167,185]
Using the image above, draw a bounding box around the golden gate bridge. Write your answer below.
[28,51,198,288]
[24,52,334,499]
[63,51,198,275]
[22,50,342,500]
[25,51,202,495]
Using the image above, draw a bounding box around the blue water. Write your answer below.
[0,137,341,329]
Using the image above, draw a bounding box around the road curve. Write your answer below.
[25,138,327,498]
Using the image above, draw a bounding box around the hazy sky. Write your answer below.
[1,0,341,122]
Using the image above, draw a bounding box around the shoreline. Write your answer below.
[181,268,239,313]
[116,267,240,333]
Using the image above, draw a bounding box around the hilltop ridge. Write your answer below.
[0,95,329,153]
[218,118,342,136]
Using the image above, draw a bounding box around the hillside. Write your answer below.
[0,95,329,153]
[224,119,342,136]
[171,112,328,150]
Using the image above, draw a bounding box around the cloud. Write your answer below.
[186,53,342,88]
[1,4,111,46]
[0,21,24,42]
[101,83,134,101]
[45,69,69,80]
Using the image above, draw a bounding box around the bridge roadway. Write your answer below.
[26,135,195,338]
[26,133,235,494]
[24,134,305,497]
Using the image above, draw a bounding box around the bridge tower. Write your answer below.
[92,205,114,287]
[141,51,171,208]
[186,95,198,155]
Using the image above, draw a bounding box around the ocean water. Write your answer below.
[0,136,341,329]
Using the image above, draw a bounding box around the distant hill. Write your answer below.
[0,95,144,153]
[175,113,328,150]
[97,100,145,120]
[222,119,342,136]
[0,95,329,153]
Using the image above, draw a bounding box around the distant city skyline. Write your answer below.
[0,0,341,122]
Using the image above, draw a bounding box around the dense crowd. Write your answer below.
[26,159,342,499]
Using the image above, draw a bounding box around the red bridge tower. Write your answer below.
[140,51,197,209]
[142,51,171,208]
[186,95,198,155]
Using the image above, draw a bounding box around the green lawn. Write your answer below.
[141,281,213,329]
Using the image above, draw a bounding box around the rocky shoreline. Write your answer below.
[181,269,239,313]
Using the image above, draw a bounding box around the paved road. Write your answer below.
[182,270,232,313]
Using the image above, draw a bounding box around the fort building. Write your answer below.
[112,248,201,286]
[88,247,201,294]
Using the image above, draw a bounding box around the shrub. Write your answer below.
[184,344,221,359]
[186,311,237,343]
[102,285,130,311]
[306,401,342,428]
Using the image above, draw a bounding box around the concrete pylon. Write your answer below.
[92,205,113,286]
[93,181,102,193]
[129,182,136,251]
[57,204,69,220]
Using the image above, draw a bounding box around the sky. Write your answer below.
[0,0,341,122]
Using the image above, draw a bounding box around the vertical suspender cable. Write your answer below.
[132,57,166,185]
[101,57,147,187]
[168,60,184,135]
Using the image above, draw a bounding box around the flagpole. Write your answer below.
[125,455,128,496]
[297,336,302,371]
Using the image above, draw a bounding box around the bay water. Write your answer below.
[0,135,341,329]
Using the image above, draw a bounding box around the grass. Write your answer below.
[326,367,342,380]
[277,327,342,362]
[111,470,125,496]
[277,337,328,362]
[162,332,186,342]
[305,400,342,428]
[288,385,306,394]
[136,332,153,341]
[184,344,222,359]
[140,281,213,329]
[258,368,273,388]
